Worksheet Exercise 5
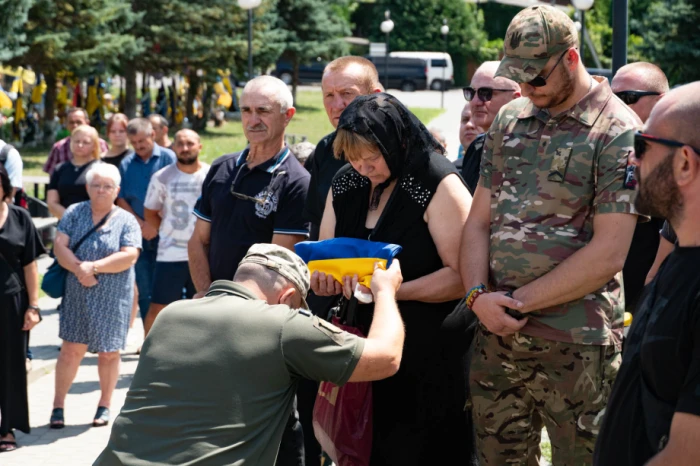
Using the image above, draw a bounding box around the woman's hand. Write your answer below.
[75,261,95,281]
[23,308,41,331]
[342,274,372,300]
[79,274,98,288]
[310,271,343,296]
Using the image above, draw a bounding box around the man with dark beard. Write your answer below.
[142,129,210,336]
[459,5,643,465]
[594,81,700,466]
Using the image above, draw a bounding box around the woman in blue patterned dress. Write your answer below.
[49,163,141,429]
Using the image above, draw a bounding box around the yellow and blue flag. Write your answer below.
[295,238,402,288]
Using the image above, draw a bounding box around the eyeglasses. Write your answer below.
[526,50,568,88]
[230,162,287,205]
[615,90,661,106]
[634,131,700,160]
[462,86,515,102]
[89,184,117,192]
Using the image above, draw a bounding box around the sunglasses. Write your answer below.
[634,131,700,160]
[526,50,568,88]
[615,90,661,106]
[463,86,514,102]
[230,162,287,205]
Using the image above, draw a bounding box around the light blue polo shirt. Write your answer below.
[118,144,176,219]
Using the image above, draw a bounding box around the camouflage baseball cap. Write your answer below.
[496,5,578,83]
[239,243,311,309]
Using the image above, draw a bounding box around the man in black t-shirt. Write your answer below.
[611,62,669,311]
[458,61,520,195]
[594,81,700,466]
[303,56,383,240]
[188,76,310,466]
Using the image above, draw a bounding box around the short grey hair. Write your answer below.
[242,76,294,112]
[148,114,169,129]
[86,162,121,187]
[127,117,154,136]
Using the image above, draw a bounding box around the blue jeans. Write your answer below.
[135,238,159,321]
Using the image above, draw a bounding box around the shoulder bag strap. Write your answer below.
[71,208,114,254]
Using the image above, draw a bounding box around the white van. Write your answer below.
[389,51,454,91]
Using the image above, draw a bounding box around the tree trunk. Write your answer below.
[124,63,137,118]
[193,81,214,132]
[43,72,57,144]
[186,70,200,126]
[292,56,299,104]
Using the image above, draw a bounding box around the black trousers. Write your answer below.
[276,398,305,466]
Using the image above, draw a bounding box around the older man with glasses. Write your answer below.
[188,76,310,466]
[459,61,520,194]
[611,63,670,313]
[459,5,644,465]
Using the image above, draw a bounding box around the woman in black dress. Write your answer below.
[101,113,133,168]
[312,93,477,465]
[47,124,101,219]
[0,165,45,452]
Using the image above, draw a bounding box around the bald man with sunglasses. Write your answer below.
[611,63,670,312]
[458,61,520,194]
[594,81,700,466]
[459,5,643,465]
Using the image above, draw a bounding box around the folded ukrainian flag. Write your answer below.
[295,238,402,288]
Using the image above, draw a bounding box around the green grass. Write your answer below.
[19,91,445,178]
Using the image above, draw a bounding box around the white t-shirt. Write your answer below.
[144,162,210,262]
[0,139,23,189]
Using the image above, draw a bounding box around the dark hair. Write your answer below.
[0,164,13,201]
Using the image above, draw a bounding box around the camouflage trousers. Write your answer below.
[468,326,621,466]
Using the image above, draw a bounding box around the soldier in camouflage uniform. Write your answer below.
[458,5,643,465]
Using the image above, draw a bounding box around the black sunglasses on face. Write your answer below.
[526,50,568,88]
[615,90,661,106]
[462,86,514,102]
[634,131,700,160]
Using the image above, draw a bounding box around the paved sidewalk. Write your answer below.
[3,255,144,465]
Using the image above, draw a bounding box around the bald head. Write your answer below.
[469,61,521,130]
[647,81,700,151]
[612,62,669,122]
[614,62,669,93]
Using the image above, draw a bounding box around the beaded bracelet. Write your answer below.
[465,284,488,311]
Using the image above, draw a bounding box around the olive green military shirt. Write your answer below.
[480,77,642,347]
[93,281,364,466]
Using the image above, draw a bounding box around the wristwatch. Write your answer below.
[504,291,525,320]
[92,264,99,276]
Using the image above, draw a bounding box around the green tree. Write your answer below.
[276,0,351,101]
[9,0,143,136]
[123,0,283,124]
[634,0,700,85]
[354,0,494,86]
[0,0,34,61]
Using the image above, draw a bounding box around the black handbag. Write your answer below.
[41,209,113,298]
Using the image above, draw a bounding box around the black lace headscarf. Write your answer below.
[336,93,445,209]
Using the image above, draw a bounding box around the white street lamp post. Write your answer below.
[440,19,449,108]
[571,0,594,65]
[380,10,395,90]
[238,0,262,81]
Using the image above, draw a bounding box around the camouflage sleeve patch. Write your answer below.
[593,129,639,214]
